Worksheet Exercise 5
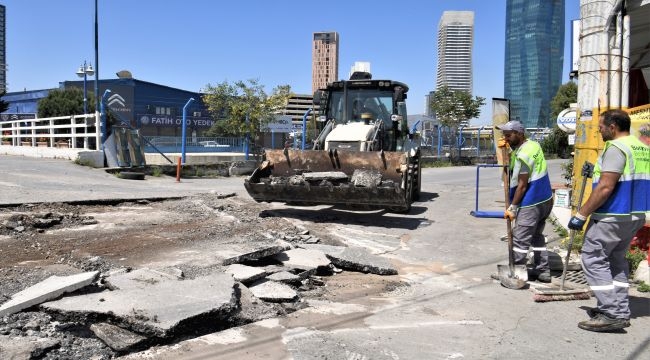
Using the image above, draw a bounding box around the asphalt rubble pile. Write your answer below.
[0,229,398,360]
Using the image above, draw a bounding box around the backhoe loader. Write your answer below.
[244,72,421,212]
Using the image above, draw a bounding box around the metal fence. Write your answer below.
[143,136,246,153]
[420,126,497,159]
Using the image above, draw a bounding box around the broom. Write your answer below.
[532,161,594,302]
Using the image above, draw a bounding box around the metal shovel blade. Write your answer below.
[497,264,528,289]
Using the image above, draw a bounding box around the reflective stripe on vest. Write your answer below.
[593,135,650,215]
[509,140,553,207]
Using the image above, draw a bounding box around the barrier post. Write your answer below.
[176,157,182,183]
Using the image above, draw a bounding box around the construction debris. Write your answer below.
[0,271,99,317]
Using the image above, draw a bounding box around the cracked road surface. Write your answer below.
[1,156,649,360]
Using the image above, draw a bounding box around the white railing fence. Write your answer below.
[1,114,100,150]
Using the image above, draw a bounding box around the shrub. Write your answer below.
[560,231,584,252]
[638,281,650,292]
[626,247,647,275]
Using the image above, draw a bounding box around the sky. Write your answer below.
[3,0,579,125]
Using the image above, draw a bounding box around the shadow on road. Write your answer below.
[259,206,431,230]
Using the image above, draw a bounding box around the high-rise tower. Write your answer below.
[312,32,339,93]
[436,11,474,93]
[504,0,564,129]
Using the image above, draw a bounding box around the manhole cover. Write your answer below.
[551,270,589,289]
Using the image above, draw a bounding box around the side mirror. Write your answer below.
[313,90,325,106]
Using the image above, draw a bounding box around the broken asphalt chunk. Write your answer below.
[272,248,331,272]
[326,247,398,275]
[217,240,292,266]
[104,267,183,290]
[249,280,298,303]
[41,273,236,337]
[90,322,148,352]
[0,271,99,317]
[0,335,60,359]
[225,264,267,284]
[265,271,301,284]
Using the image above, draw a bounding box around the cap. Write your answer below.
[496,120,525,133]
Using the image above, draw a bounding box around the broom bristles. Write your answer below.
[533,292,591,302]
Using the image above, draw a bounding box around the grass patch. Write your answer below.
[151,166,163,177]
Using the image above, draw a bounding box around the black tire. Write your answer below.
[120,171,145,180]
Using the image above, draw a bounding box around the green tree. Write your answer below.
[429,85,486,128]
[429,86,485,162]
[0,91,9,113]
[550,81,577,120]
[37,88,96,118]
[541,81,577,158]
[201,79,292,138]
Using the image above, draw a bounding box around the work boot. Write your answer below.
[586,307,604,318]
[578,313,631,332]
[536,271,551,283]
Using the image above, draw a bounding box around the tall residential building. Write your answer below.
[436,11,474,93]
[312,32,339,93]
[504,0,564,129]
[0,4,6,92]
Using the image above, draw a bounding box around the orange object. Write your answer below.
[176,157,182,182]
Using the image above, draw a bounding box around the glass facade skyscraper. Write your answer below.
[504,0,564,129]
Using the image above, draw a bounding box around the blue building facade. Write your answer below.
[62,78,211,137]
[504,0,564,129]
[2,77,211,137]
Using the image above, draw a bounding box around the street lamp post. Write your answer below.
[76,61,94,115]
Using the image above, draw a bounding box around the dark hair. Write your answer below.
[600,109,631,132]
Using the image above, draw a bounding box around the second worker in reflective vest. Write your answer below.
[497,120,554,283]
[568,109,649,332]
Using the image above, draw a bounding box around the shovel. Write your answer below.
[497,147,528,289]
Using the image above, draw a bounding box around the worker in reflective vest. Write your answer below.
[497,120,554,283]
[568,109,650,332]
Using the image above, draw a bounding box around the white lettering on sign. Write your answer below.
[151,117,175,125]
[138,114,214,128]
[557,116,576,124]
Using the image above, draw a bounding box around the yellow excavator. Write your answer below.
[244,72,421,212]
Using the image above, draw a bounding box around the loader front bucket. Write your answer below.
[244,148,413,211]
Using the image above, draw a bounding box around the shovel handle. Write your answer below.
[500,147,517,277]
[559,161,594,290]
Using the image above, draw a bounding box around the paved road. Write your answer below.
[2,155,649,360]
[0,155,247,206]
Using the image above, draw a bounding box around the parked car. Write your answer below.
[199,141,229,148]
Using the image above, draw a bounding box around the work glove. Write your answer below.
[497,137,509,148]
[504,204,518,221]
[568,213,587,231]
